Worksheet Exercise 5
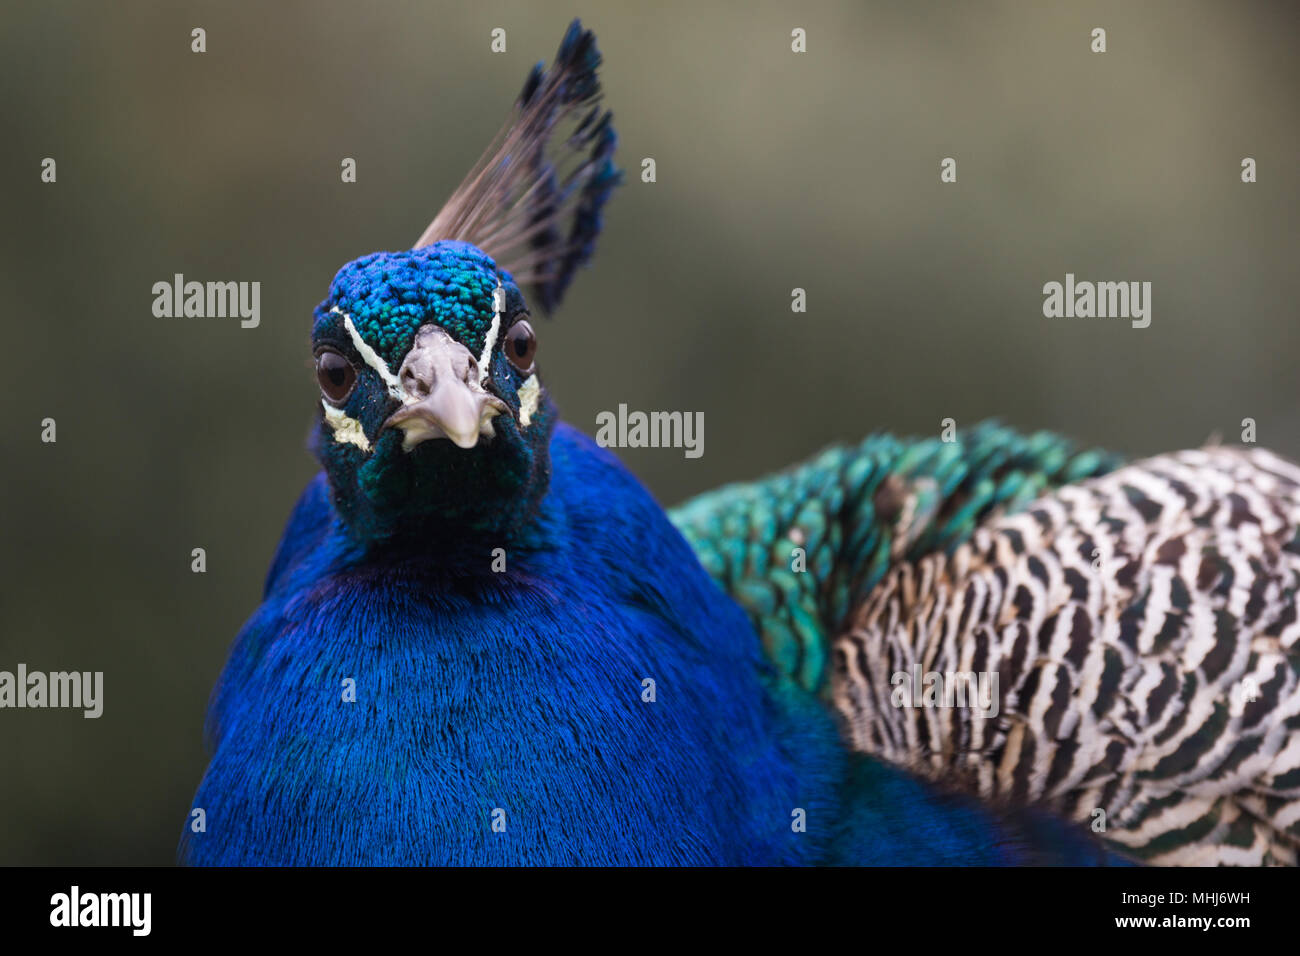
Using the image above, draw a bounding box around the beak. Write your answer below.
[383,325,508,451]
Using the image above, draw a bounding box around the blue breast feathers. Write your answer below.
[181,424,842,865]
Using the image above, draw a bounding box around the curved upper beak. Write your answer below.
[383,325,508,451]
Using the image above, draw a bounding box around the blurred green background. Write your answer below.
[1,0,1297,864]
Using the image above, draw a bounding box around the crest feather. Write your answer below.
[414,20,622,312]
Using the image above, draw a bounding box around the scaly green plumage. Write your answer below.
[670,422,1124,695]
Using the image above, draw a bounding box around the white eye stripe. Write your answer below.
[331,307,406,402]
[477,311,501,385]
[333,305,505,394]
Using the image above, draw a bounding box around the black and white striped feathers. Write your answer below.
[832,445,1300,865]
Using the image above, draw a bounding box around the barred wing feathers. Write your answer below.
[833,446,1300,865]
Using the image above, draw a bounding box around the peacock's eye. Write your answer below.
[315,348,357,404]
[503,318,537,373]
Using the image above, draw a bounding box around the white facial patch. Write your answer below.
[332,307,406,402]
[517,373,540,427]
[322,401,371,451]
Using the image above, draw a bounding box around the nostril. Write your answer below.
[401,365,429,396]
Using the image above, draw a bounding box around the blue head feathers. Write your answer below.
[307,21,620,546]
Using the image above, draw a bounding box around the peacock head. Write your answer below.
[310,243,552,543]
[308,20,619,546]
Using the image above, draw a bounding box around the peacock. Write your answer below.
[181,20,1300,866]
